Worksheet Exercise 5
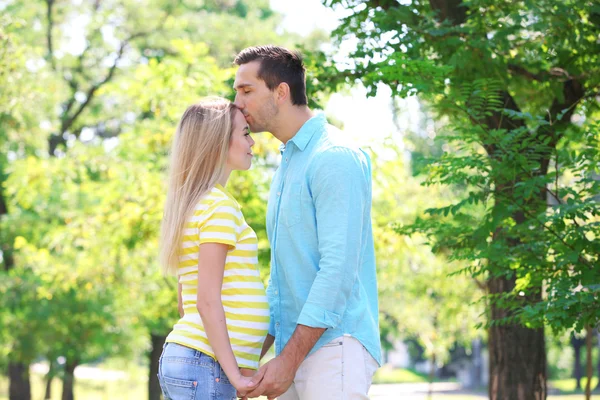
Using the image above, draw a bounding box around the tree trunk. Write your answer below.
[44,359,57,399]
[427,352,436,400]
[572,334,584,390]
[61,357,79,400]
[2,184,30,400]
[488,276,546,400]
[44,374,53,400]
[594,326,600,392]
[4,196,30,400]
[149,334,166,400]
[8,362,31,400]
[585,326,592,400]
[471,337,483,388]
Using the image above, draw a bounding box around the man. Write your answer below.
[233,45,381,400]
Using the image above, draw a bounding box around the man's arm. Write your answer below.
[260,334,275,360]
[279,325,325,370]
[247,147,370,399]
[246,326,325,399]
[296,147,368,330]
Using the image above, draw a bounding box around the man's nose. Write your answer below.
[233,93,243,109]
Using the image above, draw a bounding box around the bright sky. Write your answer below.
[270,0,421,150]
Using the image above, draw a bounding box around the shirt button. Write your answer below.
[277,191,281,196]
[276,322,280,328]
[285,158,288,162]
[275,290,278,295]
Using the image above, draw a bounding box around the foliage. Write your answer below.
[369,143,482,365]
[322,0,600,334]
[0,1,319,395]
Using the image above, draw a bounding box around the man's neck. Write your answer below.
[272,106,313,145]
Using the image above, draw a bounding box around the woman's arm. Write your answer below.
[196,242,254,393]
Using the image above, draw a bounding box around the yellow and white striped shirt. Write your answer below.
[165,184,269,369]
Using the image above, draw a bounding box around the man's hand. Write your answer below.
[243,325,325,399]
[244,354,297,399]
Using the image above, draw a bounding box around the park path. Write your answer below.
[369,382,486,399]
[31,363,489,399]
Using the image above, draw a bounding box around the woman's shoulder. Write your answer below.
[194,187,239,216]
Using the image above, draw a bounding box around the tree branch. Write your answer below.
[541,79,585,148]
[473,277,487,291]
[508,64,545,82]
[60,36,129,135]
[50,32,148,155]
[45,0,56,71]
[429,0,468,25]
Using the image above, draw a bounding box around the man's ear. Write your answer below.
[275,82,290,104]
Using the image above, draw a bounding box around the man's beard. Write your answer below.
[251,100,278,133]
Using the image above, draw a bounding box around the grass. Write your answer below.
[1,363,598,400]
[0,361,268,400]
[372,366,430,384]
[0,373,145,400]
[550,378,599,394]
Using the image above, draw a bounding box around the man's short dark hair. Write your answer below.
[234,45,308,106]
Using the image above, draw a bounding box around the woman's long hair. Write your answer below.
[160,98,236,274]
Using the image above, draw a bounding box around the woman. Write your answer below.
[158,98,269,399]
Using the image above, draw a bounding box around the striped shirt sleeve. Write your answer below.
[197,198,239,247]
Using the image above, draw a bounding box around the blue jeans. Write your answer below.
[158,342,237,400]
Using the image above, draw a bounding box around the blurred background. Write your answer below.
[0,0,599,399]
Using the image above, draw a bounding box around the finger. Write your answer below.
[246,381,268,398]
[249,366,267,387]
[266,385,288,400]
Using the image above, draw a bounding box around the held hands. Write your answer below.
[232,369,258,399]
[243,354,297,400]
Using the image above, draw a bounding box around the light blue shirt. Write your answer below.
[266,113,381,365]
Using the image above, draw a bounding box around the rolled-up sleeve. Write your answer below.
[296,147,369,329]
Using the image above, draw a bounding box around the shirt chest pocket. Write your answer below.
[281,183,302,228]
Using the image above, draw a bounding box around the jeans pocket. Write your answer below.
[157,374,171,400]
[322,338,343,348]
[362,345,378,390]
[159,344,212,400]
[215,379,236,400]
[213,362,236,400]
[160,375,198,400]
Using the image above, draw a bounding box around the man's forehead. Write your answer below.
[234,81,254,89]
[233,61,261,86]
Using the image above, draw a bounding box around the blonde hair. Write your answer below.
[160,98,236,274]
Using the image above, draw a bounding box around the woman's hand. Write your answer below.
[232,371,257,398]
[236,368,257,399]
[240,368,256,377]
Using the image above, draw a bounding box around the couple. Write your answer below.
[157,45,381,400]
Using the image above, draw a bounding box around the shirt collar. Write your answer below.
[287,113,327,152]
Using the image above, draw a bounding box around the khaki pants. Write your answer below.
[279,335,379,400]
